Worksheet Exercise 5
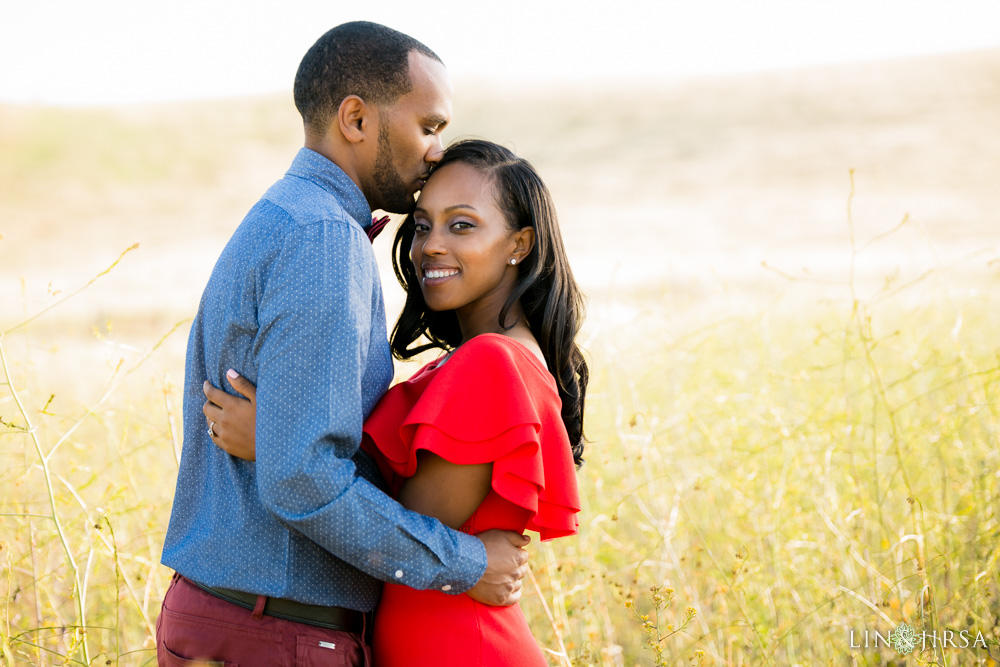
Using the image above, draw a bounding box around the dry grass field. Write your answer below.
[2,48,1000,665]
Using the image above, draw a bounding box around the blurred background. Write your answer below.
[4,0,1000,328]
[2,1,1000,665]
[4,0,1000,326]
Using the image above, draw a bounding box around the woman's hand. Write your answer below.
[203,369,258,461]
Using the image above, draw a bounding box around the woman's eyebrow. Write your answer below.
[414,204,478,215]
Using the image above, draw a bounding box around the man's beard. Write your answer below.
[372,123,415,214]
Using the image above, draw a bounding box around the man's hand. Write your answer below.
[466,530,530,606]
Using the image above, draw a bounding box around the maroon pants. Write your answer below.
[156,573,371,666]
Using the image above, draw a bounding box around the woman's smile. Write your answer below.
[421,263,462,285]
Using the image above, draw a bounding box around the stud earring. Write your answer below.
[509,258,517,265]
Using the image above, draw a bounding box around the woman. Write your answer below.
[204,139,588,665]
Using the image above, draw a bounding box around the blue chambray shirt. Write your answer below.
[161,148,487,611]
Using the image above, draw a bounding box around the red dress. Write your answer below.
[361,334,581,666]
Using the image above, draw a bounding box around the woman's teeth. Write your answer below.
[425,269,459,279]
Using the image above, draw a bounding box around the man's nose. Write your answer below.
[426,134,445,165]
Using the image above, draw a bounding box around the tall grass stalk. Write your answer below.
[0,338,88,665]
[1,248,185,665]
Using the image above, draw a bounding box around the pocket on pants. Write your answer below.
[158,606,283,666]
[295,633,351,667]
[160,641,235,667]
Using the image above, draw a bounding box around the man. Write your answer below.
[157,21,529,665]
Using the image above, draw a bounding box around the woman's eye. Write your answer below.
[413,222,430,234]
[452,220,474,230]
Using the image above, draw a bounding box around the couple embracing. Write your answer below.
[156,21,588,666]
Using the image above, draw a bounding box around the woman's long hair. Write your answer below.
[390,139,589,467]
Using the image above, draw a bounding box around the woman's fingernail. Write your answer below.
[227,369,238,379]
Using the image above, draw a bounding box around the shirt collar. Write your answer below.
[286,147,374,232]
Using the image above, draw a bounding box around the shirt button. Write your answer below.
[395,570,403,579]
[441,585,452,592]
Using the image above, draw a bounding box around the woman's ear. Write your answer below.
[337,95,371,144]
[512,227,536,264]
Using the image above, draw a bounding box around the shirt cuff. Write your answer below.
[430,531,487,595]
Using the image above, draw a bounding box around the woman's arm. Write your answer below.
[397,453,492,530]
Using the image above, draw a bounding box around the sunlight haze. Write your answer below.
[3,0,999,105]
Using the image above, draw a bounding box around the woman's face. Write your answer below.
[410,162,527,318]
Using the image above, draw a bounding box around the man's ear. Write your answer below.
[512,227,536,263]
[337,95,371,144]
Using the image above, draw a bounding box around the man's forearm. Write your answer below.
[259,464,487,592]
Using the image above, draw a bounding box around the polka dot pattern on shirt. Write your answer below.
[161,148,487,610]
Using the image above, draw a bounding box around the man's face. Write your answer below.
[367,51,452,214]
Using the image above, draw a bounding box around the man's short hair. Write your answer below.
[294,21,443,135]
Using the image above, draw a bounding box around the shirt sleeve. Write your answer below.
[253,218,486,593]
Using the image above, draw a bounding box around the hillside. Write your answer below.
[2,48,999,328]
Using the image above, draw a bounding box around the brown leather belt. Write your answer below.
[191,579,363,633]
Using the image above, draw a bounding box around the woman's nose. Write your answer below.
[417,226,447,256]
[424,228,446,254]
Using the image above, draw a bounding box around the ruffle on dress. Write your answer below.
[362,334,580,540]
